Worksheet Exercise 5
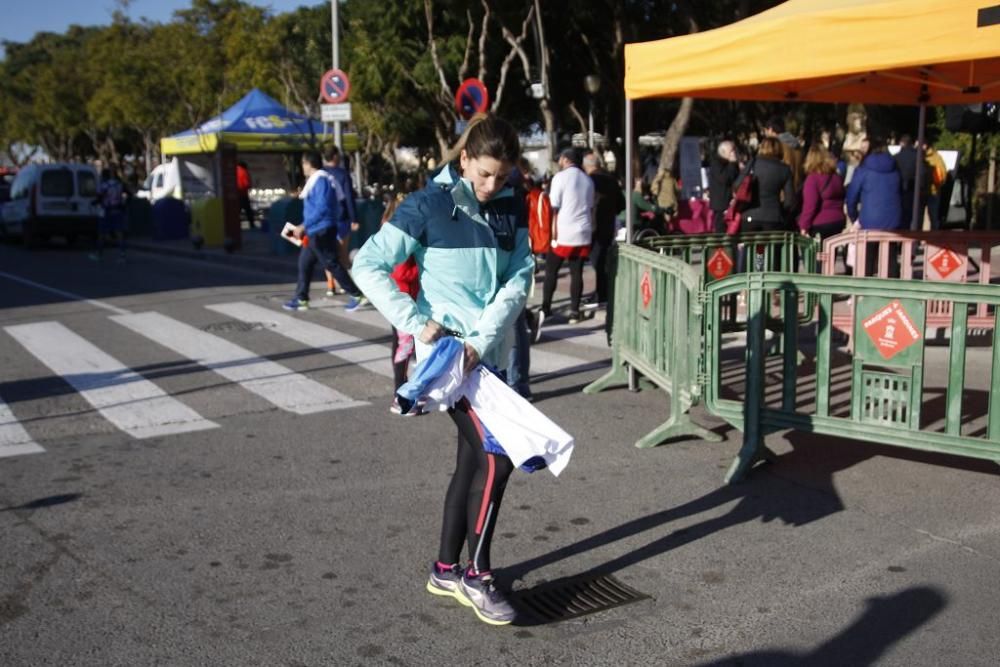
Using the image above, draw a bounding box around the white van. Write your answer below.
[136,157,215,203]
[1,163,102,246]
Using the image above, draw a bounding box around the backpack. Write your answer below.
[527,188,552,254]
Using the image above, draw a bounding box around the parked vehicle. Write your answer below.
[135,157,214,203]
[1,163,101,246]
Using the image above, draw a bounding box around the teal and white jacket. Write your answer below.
[352,164,534,368]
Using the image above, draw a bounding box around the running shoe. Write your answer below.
[282,298,309,311]
[344,295,370,313]
[325,289,336,298]
[532,309,546,343]
[567,311,582,325]
[389,397,423,416]
[426,562,465,601]
[457,571,516,625]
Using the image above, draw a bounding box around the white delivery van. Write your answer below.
[136,157,215,203]
[0,163,101,247]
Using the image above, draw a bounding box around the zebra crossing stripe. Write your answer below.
[4,322,218,439]
[206,302,393,378]
[316,299,603,377]
[112,312,367,414]
[0,396,45,457]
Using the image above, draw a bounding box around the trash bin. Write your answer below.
[351,198,385,251]
[190,197,225,247]
[151,198,190,241]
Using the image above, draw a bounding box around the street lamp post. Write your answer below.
[584,74,601,150]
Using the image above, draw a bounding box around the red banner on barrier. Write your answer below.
[640,270,653,309]
[707,247,734,280]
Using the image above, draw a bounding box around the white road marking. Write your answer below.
[4,322,218,439]
[315,299,604,378]
[206,302,393,378]
[112,312,367,414]
[0,396,45,457]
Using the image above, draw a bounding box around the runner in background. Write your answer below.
[91,168,128,262]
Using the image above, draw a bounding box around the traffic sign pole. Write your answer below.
[331,0,341,149]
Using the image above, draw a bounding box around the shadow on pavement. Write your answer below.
[692,586,947,667]
[1,493,83,512]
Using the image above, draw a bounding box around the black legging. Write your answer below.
[541,252,584,315]
[438,398,514,573]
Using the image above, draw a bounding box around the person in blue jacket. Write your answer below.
[352,115,532,626]
[284,151,366,311]
[846,136,903,277]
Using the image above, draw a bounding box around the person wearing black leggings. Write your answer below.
[439,398,515,576]
[351,114,533,625]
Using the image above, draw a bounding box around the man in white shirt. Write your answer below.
[537,148,594,332]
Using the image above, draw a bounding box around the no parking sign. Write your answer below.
[320,68,351,104]
[454,78,489,119]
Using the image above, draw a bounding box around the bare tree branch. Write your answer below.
[458,9,475,82]
[423,0,452,103]
[493,4,535,111]
[568,100,587,134]
[477,0,491,82]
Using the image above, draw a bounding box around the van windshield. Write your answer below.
[41,170,74,197]
[78,171,97,197]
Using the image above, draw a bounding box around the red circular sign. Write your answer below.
[320,68,351,104]
[454,78,489,119]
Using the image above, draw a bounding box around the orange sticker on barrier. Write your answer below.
[707,247,734,280]
[927,247,964,280]
[861,300,921,361]
[640,270,653,309]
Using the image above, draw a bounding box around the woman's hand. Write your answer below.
[419,319,445,344]
[462,343,480,374]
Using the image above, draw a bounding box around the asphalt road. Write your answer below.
[1,242,999,666]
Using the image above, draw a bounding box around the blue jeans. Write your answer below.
[295,227,359,301]
[506,308,531,398]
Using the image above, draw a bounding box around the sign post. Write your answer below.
[320,67,351,149]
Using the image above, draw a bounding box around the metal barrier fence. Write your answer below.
[820,230,1000,342]
[583,243,720,448]
[641,232,820,332]
[704,271,1000,483]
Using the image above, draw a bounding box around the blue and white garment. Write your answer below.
[396,338,574,477]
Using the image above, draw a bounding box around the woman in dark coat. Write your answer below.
[737,136,796,232]
[709,140,739,233]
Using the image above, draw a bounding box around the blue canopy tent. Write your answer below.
[161,88,358,154]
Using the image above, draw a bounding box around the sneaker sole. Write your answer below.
[425,579,466,604]
[456,585,514,626]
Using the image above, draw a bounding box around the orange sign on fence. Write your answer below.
[861,299,922,361]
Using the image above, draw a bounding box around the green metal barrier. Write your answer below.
[584,243,721,448]
[641,231,819,332]
[704,271,1000,483]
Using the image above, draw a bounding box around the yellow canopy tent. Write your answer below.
[621,0,1000,234]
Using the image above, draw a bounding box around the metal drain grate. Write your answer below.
[200,321,275,333]
[512,573,650,623]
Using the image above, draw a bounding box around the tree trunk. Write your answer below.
[658,97,694,174]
